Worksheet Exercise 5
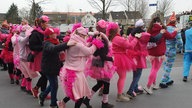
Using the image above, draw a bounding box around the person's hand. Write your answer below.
[135,33,142,38]
[67,41,76,46]
[160,29,166,34]
[94,31,100,36]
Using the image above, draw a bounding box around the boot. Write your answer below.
[83,97,92,108]
[102,102,114,108]
[116,94,130,102]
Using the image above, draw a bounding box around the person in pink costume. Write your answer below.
[63,30,71,42]
[29,15,51,98]
[84,20,116,108]
[57,27,103,108]
[143,16,178,94]
[108,22,141,102]
[126,19,165,98]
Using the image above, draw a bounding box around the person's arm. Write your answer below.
[114,36,138,49]
[149,33,163,42]
[44,42,69,52]
[176,32,183,51]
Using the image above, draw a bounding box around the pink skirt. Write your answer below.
[113,53,136,72]
[59,68,91,101]
[29,52,42,72]
[85,56,116,81]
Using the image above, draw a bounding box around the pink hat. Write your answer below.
[76,27,88,36]
[169,12,176,21]
[40,15,50,22]
[106,22,118,36]
[44,27,54,36]
[53,28,60,35]
[71,23,82,33]
[97,20,107,28]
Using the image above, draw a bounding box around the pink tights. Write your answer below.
[117,69,127,94]
[147,58,163,87]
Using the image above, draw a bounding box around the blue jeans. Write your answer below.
[127,68,142,93]
[41,75,58,106]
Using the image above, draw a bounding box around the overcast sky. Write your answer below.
[0,0,192,16]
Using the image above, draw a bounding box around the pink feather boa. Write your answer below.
[91,39,104,49]
[63,68,77,101]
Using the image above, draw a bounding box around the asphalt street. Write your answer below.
[0,54,192,108]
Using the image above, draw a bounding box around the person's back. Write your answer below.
[185,28,192,52]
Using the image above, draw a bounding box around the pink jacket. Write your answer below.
[64,34,97,71]
[112,34,138,54]
[128,32,151,68]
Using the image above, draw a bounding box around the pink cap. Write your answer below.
[97,20,107,28]
[53,28,60,35]
[44,27,54,36]
[40,15,50,22]
[76,27,88,36]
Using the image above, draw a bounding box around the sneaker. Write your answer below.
[38,93,44,106]
[134,89,144,95]
[102,102,114,108]
[57,100,65,108]
[143,87,153,95]
[159,83,168,88]
[125,92,136,99]
[31,88,39,98]
[183,76,187,82]
[116,94,130,102]
[152,84,159,90]
[166,80,174,86]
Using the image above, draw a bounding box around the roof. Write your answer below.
[110,11,126,19]
[125,11,142,19]
[44,13,67,20]
[94,12,109,20]
[43,12,88,16]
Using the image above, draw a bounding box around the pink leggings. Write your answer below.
[147,58,163,87]
[116,69,127,94]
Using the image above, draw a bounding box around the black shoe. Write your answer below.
[10,79,14,84]
[134,89,144,95]
[102,102,114,108]
[21,86,26,92]
[38,94,45,106]
[159,83,168,88]
[166,80,174,86]
[126,92,136,99]
[83,97,92,108]
[1,68,7,71]
[26,90,33,95]
[15,80,19,85]
[183,76,187,82]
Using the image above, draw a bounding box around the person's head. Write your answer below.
[71,23,82,33]
[106,22,119,41]
[75,27,88,39]
[167,12,177,26]
[44,27,58,39]
[1,20,9,29]
[21,19,28,26]
[135,19,145,28]
[35,15,50,30]
[147,16,166,32]
[96,19,107,33]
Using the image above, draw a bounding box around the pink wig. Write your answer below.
[106,22,118,36]
[71,23,82,33]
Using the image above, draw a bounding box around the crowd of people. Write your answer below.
[0,11,191,108]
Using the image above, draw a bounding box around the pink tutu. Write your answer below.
[113,53,136,72]
[29,52,42,71]
[85,56,116,81]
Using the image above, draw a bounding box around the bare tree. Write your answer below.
[87,0,117,20]
[158,0,173,18]
[19,7,30,20]
[137,0,149,19]
[117,0,133,11]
